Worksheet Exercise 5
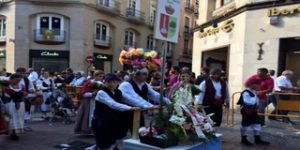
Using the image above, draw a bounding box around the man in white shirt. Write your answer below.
[274,70,300,124]
[195,68,230,127]
[118,68,170,128]
[70,71,86,87]
[28,68,39,83]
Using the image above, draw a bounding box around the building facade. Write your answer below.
[193,0,300,105]
[0,0,161,73]
[171,0,199,69]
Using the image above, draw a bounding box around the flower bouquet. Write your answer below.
[139,84,216,148]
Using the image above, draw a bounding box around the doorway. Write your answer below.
[201,46,229,74]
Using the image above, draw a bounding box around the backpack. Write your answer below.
[237,89,255,105]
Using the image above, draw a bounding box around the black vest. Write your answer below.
[237,89,255,106]
[93,88,123,120]
[129,80,148,100]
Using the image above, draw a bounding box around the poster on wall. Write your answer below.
[154,0,182,43]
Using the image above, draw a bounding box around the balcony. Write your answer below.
[184,26,193,37]
[94,34,112,48]
[95,0,120,16]
[126,8,145,24]
[34,28,66,45]
[124,41,137,48]
[185,2,194,13]
[0,30,6,44]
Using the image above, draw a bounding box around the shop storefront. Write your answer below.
[29,50,69,72]
[93,53,112,73]
[193,3,300,102]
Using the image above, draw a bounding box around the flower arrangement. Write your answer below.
[139,84,216,148]
[43,29,55,40]
[119,47,161,71]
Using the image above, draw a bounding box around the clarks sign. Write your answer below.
[268,5,300,17]
[41,51,59,57]
[199,19,234,38]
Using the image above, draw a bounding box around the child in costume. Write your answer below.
[238,78,270,146]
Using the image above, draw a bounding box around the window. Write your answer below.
[95,22,109,42]
[184,39,189,53]
[0,17,6,37]
[185,17,190,27]
[166,42,173,56]
[36,14,64,37]
[125,30,135,47]
[184,17,190,33]
[147,35,155,49]
[97,0,110,6]
[186,0,191,7]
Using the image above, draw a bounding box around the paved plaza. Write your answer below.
[0,113,300,150]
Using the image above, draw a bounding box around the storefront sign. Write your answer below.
[93,53,112,61]
[199,19,234,38]
[41,51,59,57]
[268,5,300,17]
[30,50,69,58]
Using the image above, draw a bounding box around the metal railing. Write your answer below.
[126,7,145,21]
[185,2,194,12]
[34,28,66,43]
[96,0,120,12]
[94,34,112,47]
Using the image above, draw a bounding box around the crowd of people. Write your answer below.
[0,65,299,149]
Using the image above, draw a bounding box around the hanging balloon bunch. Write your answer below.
[119,47,162,70]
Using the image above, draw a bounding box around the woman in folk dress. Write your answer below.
[74,70,104,134]
[2,74,27,140]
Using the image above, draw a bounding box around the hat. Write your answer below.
[103,73,118,82]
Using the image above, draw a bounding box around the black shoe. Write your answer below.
[241,136,253,146]
[254,135,270,145]
[10,134,19,141]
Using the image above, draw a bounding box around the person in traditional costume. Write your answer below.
[2,74,27,140]
[15,67,36,129]
[118,67,170,130]
[195,68,230,127]
[74,70,104,134]
[238,78,270,146]
[92,73,138,150]
[36,71,55,117]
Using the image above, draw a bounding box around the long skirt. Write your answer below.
[41,92,52,112]
[0,112,8,134]
[6,101,25,134]
[74,98,92,134]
